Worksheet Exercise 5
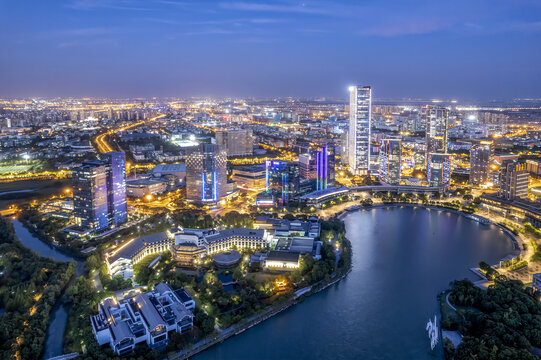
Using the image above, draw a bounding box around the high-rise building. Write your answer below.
[498,161,529,200]
[215,129,253,157]
[101,152,128,226]
[469,141,494,186]
[265,160,300,206]
[316,144,335,191]
[348,85,371,175]
[379,139,402,185]
[423,105,449,155]
[73,161,109,232]
[298,153,317,180]
[72,152,128,233]
[427,153,450,187]
[185,144,227,204]
[298,144,335,191]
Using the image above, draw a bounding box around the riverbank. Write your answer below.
[339,203,522,253]
[17,217,87,263]
[10,219,85,359]
[171,267,352,360]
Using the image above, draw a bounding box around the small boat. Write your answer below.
[426,315,439,350]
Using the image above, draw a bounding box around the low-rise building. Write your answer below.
[106,232,173,279]
[90,283,193,355]
[264,251,300,270]
[126,178,168,197]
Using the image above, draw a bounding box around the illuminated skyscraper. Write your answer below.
[379,139,402,185]
[265,160,300,206]
[299,144,335,191]
[73,161,111,232]
[427,153,450,187]
[423,105,449,155]
[72,152,128,232]
[348,85,371,175]
[101,152,128,226]
[498,160,529,200]
[316,144,335,191]
[469,141,494,186]
[185,144,227,204]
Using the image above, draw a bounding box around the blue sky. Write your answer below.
[0,0,540,100]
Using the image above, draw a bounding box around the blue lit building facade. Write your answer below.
[186,144,227,204]
[72,152,128,233]
[265,160,300,206]
[316,144,335,191]
[101,152,128,226]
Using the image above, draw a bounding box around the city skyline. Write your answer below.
[1,1,541,100]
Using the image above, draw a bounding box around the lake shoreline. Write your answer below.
[171,267,352,360]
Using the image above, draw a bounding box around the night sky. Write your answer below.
[1,0,540,100]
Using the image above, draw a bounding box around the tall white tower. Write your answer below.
[348,85,372,175]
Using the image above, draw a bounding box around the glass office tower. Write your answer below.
[348,85,372,175]
[316,144,335,191]
[185,144,228,204]
[101,152,128,226]
[427,153,451,187]
[265,160,300,206]
[72,152,128,233]
[73,161,110,232]
[469,141,493,186]
[379,139,402,185]
[424,105,449,155]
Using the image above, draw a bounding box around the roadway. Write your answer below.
[94,114,167,154]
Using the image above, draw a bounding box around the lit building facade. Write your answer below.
[424,105,449,155]
[185,144,227,204]
[299,144,335,191]
[427,153,451,187]
[72,152,127,233]
[101,152,128,226]
[73,161,109,232]
[469,141,494,186]
[215,129,253,156]
[265,160,300,206]
[379,139,402,185]
[498,160,529,200]
[316,144,335,191]
[348,85,372,175]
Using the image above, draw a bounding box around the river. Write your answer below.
[194,207,516,360]
[11,219,84,359]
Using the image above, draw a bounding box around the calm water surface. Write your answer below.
[195,207,516,360]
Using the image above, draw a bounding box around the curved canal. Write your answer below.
[195,207,517,360]
[11,220,84,359]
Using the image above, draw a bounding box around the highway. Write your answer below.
[94,114,167,153]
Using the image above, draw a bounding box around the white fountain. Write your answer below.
[426,315,439,350]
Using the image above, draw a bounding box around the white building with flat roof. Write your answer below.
[90,283,193,355]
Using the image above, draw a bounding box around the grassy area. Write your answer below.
[0,160,45,175]
[0,179,70,209]
[246,272,282,283]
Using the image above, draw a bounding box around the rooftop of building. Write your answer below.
[126,178,168,186]
[107,232,170,264]
[205,228,266,243]
[151,163,186,173]
[266,250,300,262]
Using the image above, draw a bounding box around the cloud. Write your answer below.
[47,27,116,38]
[184,28,237,35]
[67,0,151,11]
[358,20,454,37]
[219,1,330,15]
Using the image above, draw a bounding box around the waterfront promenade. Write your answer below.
[169,270,351,360]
